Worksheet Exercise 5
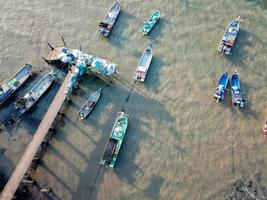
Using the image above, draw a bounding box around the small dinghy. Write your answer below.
[15,73,54,113]
[213,71,229,102]
[230,71,245,107]
[98,1,121,37]
[139,10,160,35]
[218,17,240,55]
[100,110,128,168]
[78,88,101,120]
[133,46,153,82]
[0,64,32,107]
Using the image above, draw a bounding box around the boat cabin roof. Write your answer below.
[138,66,147,72]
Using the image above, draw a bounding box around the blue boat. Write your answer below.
[230,71,245,107]
[214,72,229,102]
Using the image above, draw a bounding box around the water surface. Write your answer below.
[1,0,267,199]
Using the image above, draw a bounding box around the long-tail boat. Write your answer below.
[230,71,245,107]
[133,46,153,82]
[98,1,121,37]
[139,10,160,35]
[0,64,32,107]
[217,17,240,55]
[213,71,229,102]
[15,73,54,113]
[100,111,128,168]
[78,88,101,120]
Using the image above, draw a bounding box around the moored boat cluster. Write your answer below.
[1,3,267,199]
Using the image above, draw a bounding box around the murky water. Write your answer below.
[1,0,267,199]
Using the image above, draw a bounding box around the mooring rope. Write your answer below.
[122,81,136,111]
[88,165,102,200]
[88,81,136,199]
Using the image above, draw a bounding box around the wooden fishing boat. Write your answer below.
[139,10,160,35]
[15,73,54,113]
[230,71,245,107]
[213,71,229,102]
[0,64,32,107]
[98,1,121,37]
[217,17,240,55]
[78,88,101,120]
[100,111,128,168]
[133,46,153,82]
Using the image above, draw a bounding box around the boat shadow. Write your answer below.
[260,0,267,9]
[0,73,40,109]
[113,116,150,184]
[0,153,15,177]
[107,10,135,48]
[143,175,165,200]
[226,81,259,119]
[20,82,61,134]
[72,113,118,200]
[238,81,259,119]
[143,56,164,94]
[148,18,169,44]
[15,70,175,200]
[225,29,252,66]
[72,83,175,199]
[252,0,267,9]
[0,73,58,133]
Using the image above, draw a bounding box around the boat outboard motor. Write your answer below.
[240,99,246,108]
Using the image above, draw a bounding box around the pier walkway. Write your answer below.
[0,72,71,200]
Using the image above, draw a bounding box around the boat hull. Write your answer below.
[213,72,228,101]
[133,46,153,82]
[98,2,121,37]
[0,64,32,107]
[218,17,240,55]
[15,73,54,113]
[100,111,128,168]
[140,10,160,35]
[78,88,101,119]
[230,72,245,107]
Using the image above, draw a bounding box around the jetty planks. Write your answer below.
[0,72,71,200]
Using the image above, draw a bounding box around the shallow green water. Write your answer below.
[1,0,267,199]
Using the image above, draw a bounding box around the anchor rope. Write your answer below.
[88,165,102,200]
[122,81,136,111]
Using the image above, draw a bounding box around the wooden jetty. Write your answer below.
[0,72,71,200]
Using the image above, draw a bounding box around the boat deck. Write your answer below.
[46,48,62,61]
[0,72,71,200]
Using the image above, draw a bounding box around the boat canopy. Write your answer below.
[232,86,238,91]
[138,66,147,72]
[55,48,116,95]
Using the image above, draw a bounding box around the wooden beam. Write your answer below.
[0,72,71,200]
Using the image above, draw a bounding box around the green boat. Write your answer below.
[100,111,129,168]
[139,10,160,35]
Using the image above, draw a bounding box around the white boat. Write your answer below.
[217,17,240,55]
[133,46,153,82]
[98,1,121,37]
